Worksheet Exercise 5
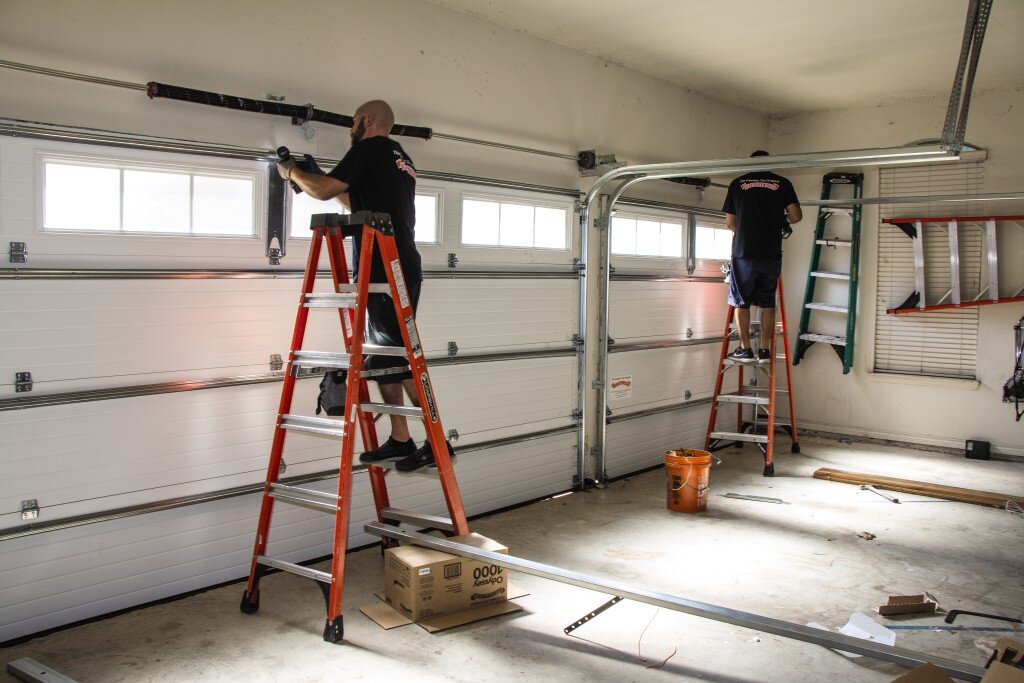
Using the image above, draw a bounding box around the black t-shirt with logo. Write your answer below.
[328,136,421,282]
[722,171,799,259]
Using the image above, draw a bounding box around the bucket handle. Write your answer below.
[670,481,709,493]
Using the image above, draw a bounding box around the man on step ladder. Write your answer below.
[278,99,440,472]
[723,150,803,360]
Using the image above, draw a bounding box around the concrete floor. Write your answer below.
[3,435,1023,682]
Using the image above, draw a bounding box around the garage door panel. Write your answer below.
[0,430,574,642]
[605,406,711,480]
[609,281,728,341]
[607,345,721,412]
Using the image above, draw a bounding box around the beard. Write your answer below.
[350,120,366,147]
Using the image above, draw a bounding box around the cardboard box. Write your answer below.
[982,638,1024,683]
[384,533,509,622]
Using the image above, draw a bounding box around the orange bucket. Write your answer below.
[665,449,712,513]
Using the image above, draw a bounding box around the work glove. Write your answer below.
[276,158,297,180]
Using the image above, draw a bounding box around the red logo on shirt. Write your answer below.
[394,154,417,179]
[740,181,780,191]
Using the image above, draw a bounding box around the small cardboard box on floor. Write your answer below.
[361,532,525,632]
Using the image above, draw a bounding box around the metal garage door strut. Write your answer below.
[239,211,469,643]
[705,278,800,476]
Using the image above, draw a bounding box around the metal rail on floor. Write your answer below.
[365,523,986,682]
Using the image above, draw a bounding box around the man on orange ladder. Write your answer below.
[722,150,803,361]
[278,99,441,472]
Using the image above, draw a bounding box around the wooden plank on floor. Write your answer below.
[812,467,1024,509]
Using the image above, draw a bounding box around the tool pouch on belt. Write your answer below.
[316,370,348,416]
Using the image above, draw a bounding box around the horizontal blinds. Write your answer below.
[875,163,983,378]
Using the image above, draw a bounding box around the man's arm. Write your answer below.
[785,203,802,224]
[287,167,349,201]
[333,193,351,211]
[725,213,737,233]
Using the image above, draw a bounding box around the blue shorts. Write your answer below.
[728,257,780,309]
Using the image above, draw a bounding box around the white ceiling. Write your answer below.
[425,0,1024,115]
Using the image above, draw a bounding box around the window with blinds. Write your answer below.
[875,162,984,379]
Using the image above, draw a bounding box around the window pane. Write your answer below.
[534,207,566,249]
[695,224,732,259]
[611,217,636,254]
[290,191,346,237]
[635,219,661,256]
[192,176,253,235]
[122,170,190,233]
[44,163,120,231]
[461,199,499,245]
[414,193,437,243]
[499,202,534,247]
[659,222,683,257]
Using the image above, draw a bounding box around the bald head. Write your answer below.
[354,100,395,135]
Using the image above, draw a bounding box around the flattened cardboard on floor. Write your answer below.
[360,587,528,633]
[384,532,509,622]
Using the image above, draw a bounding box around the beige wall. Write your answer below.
[769,89,1024,455]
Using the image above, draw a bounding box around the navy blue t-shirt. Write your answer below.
[722,171,799,259]
[328,136,421,282]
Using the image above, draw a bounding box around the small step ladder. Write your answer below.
[704,278,800,477]
[240,211,468,643]
[880,215,1024,314]
[794,172,864,374]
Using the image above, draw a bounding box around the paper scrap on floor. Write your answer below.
[807,612,896,658]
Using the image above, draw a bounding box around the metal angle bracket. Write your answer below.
[564,595,624,634]
[21,499,39,520]
[15,372,32,393]
[9,242,27,263]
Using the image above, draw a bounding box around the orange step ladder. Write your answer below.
[239,211,468,642]
[704,278,800,477]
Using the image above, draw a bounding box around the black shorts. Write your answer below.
[728,257,780,309]
[364,279,422,384]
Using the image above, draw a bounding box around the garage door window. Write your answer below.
[461,195,568,249]
[42,157,257,236]
[611,214,683,258]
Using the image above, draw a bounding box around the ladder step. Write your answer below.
[805,302,849,313]
[360,402,423,418]
[336,283,391,294]
[292,350,351,370]
[280,414,346,438]
[715,394,769,405]
[268,483,341,513]
[811,271,851,280]
[379,507,455,531]
[823,207,854,216]
[304,293,358,308]
[799,332,847,346]
[256,555,332,584]
[710,431,769,444]
[815,239,852,247]
[362,344,409,357]
[723,357,772,366]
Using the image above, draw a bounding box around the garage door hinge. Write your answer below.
[269,354,284,371]
[9,242,27,263]
[571,334,584,346]
[572,258,585,273]
[571,408,583,422]
[447,253,459,269]
[21,499,39,520]
[15,372,32,393]
[447,341,459,357]
[591,379,603,389]
[593,218,608,230]
[447,428,460,442]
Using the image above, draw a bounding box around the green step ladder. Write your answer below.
[793,172,864,374]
